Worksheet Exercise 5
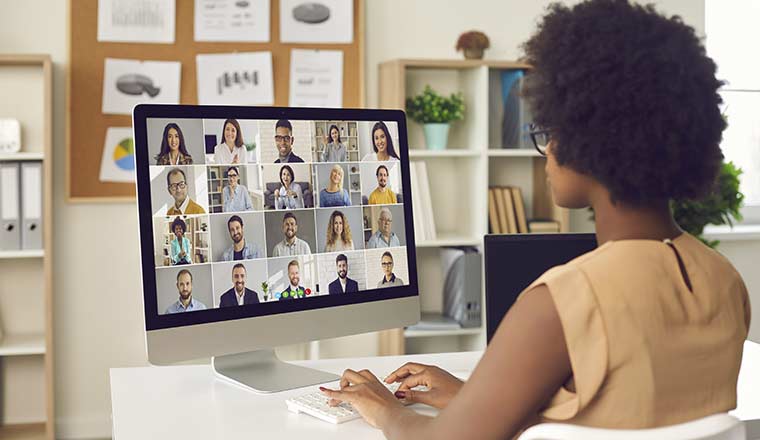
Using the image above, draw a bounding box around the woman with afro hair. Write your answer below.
[318,1,751,438]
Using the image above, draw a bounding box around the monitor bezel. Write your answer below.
[133,104,419,332]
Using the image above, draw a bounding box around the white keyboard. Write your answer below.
[286,382,403,424]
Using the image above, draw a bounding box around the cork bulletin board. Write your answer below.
[67,0,365,202]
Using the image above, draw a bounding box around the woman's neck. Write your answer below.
[327,183,339,192]
[226,141,235,151]
[590,192,682,245]
[377,151,389,160]
[170,150,179,160]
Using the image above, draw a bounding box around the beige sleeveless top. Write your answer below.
[525,233,751,428]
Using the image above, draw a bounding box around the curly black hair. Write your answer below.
[521,0,725,205]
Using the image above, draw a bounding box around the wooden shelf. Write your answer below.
[417,234,481,248]
[0,152,44,161]
[405,327,482,338]
[0,250,44,259]
[487,149,541,157]
[409,149,480,158]
[0,423,46,440]
[0,334,45,356]
[390,58,532,70]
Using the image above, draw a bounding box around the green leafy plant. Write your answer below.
[405,85,465,124]
[261,281,269,301]
[586,161,744,248]
[671,161,744,248]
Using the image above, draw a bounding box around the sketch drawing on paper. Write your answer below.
[217,71,260,96]
[116,74,161,97]
[292,3,331,24]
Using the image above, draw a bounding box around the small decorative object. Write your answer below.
[406,85,465,150]
[0,119,21,153]
[261,281,269,301]
[456,31,490,60]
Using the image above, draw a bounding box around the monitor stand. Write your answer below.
[212,348,341,393]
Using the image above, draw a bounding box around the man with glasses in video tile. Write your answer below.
[273,119,305,163]
[166,168,206,215]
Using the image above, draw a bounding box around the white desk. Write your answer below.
[110,342,760,440]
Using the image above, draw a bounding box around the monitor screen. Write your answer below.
[133,106,418,332]
[484,233,597,343]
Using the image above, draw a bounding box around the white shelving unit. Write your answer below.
[378,59,570,356]
[0,54,54,440]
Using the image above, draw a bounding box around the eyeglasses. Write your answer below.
[227,173,238,178]
[381,262,394,267]
[379,218,393,224]
[528,123,552,156]
[168,182,187,191]
[274,135,292,143]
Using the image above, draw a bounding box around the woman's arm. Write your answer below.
[222,186,231,212]
[184,237,193,263]
[169,239,179,264]
[244,187,253,210]
[343,190,351,206]
[384,285,571,440]
[325,285,572,440]
[294,184,305,208]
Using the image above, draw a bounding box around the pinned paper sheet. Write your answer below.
[102,58,181,115]
[194,0,270,42]
[196,52,274,105]
[97,0,176,43]
[100,127,136,183]
[289,49,343,108]
[280,0,353,43]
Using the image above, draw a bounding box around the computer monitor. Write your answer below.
[133,105,420,392]
[484,233,597,343]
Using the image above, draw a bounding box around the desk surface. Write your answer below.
[111,342,760,440]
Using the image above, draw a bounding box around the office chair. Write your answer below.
[518,413,746,440]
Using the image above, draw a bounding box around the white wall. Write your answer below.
[7,1,757,440]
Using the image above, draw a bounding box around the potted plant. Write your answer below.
[456,31,490,60]
[587,161,744,248]
[261,281,269,302]
[245,140,257,162]
[671,161,744,248]
[405,85,465,150]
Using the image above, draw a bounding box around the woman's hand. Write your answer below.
[384,363,464,409]
[274,188,280,198]
[320,369,405,429]
[231,153,239,164]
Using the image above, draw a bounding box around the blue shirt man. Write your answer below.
[164,269,208,314]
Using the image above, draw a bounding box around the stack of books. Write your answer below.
[410,161,437,242]
[487,186,560,234]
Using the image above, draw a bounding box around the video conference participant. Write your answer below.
[279,260,309,300]
[321,124,347,162]
[274,119,305,163]
[164,269,207,314]
[367,207,400,248]
[319,164,351,207]
[272,212,312,257]
[222,166,253,212]
[169,217,193,265]
[328,254,359,294]
[274,165,305,209]
[222,215,262,261]
[362,121,400,162]
[376,251,404,288]
[166,168,206,215]
[368,165,397,205]
[155,123,194,165]
[219,263,260,306]
[213,119,249,164]
[324,210,354,252]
